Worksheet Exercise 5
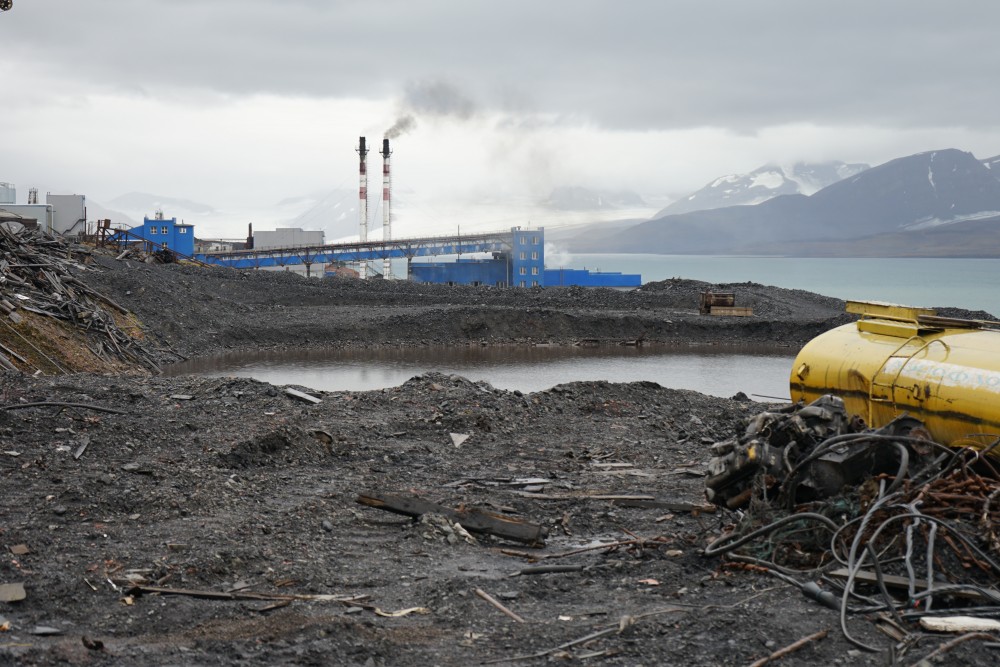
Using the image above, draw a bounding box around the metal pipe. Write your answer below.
[380,138,392,279]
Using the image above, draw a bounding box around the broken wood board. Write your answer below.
[827,568,985,600]
[919,616,1000,633]
[0,582,26,602]
[357,492,548,546]
[128,585,366,604]
[285,388,321,404]
[709,307,753,317]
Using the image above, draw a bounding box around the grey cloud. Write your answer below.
[4,0,1000,133]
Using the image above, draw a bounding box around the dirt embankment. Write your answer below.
[77,254,851,362]
[1,246,996,665]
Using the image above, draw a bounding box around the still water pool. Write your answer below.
[166,345,797,400]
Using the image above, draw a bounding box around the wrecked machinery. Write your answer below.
[793,300,1000,451]
[707,300,1000,509]
[703,301,1000,660]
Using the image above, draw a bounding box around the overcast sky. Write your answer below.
[3,0,1000,234]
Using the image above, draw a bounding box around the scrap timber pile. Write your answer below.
[704,396,1000,663]
[0,222,162,374]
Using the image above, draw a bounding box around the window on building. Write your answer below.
[531,266,539,275]
[178,227,188,234]
[519,280,526,287]
[148,227,157,234]
[519,251,526,260]
[519,267,526,275]
[161,226,169,234]
[532,280,539,287]
[532,236,539,245]
[520,236,527,244]
[531,251,538,260]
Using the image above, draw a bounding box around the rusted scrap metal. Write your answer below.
[705,394,879,509]
[699,290,752,316]
[0,222,160,373]
[704,396,1000,658]
[699,291,733,314]
[356,492,548,546]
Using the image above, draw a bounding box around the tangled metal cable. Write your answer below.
[704,400,1000,663]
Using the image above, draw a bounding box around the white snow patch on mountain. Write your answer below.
[710,175,741,188]
[904,210,1000,231]
[750,171,786,189]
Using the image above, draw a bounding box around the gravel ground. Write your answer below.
[78,256,853,361]
[1,250,995,665]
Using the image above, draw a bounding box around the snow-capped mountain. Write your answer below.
[565,149,1000,257]
[655,161,870,217]
[983,155,1000,177]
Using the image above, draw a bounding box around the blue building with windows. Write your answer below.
[510,228,545,287]
[127,215,195,256]
[407,226,640,288]
[409,227,545,287]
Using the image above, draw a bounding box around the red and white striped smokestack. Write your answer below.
[357,136,369,278]
[380,137,392,279]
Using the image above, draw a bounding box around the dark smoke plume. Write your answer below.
[385,115,416,139]
[384,80,479,138]
[405,81,477,120]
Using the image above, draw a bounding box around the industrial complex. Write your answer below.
[0,137,641,288]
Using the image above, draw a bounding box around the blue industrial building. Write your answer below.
[544,268,642,288]
[114,215,194,256]
[199,225,642,288]
[133,216,194,256]
[409,228,545,287]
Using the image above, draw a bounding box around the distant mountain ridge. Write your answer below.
[565,149,1000,257]
[656,161,869,217]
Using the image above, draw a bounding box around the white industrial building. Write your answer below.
[254,227,326,278]
[0,185,87,236]
[0,182,14,205]
[253,227,325,250]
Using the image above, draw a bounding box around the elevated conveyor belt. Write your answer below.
[195,230,514,270]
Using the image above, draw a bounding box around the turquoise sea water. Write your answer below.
[565,254,1000,316]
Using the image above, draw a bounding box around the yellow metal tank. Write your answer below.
[790,301,1000,451]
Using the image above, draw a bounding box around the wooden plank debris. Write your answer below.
[709,306,753,317]
[0,582,26,602]
[919,616,1000,633]
[0,222,163,373]
[827,568,983,599]
[475,588,526,623]
[285,388,321,404]
[357,492,548,546]
[128,584,367,604]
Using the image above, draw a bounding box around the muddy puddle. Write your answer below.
[165,344,796,400]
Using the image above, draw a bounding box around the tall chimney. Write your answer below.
[357,136,369,278]
[380,138,392,279]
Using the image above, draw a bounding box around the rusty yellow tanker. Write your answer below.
[790,300,1000,452]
